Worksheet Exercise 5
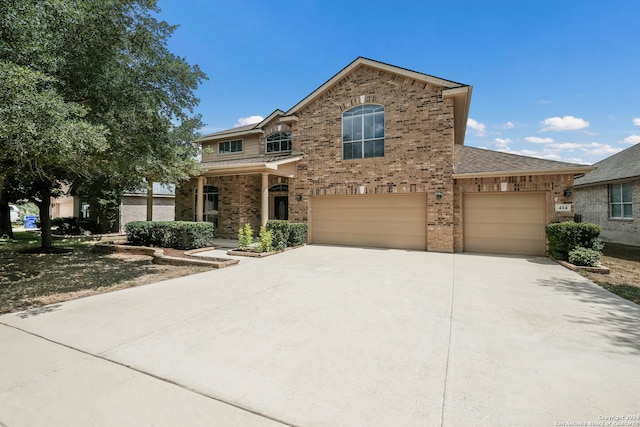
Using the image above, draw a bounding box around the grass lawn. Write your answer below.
[583,242,640,305]
[0,231,210,314]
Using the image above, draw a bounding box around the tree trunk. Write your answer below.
[146,179,154,221]
[38,184,53,249]
[0,194,13,238]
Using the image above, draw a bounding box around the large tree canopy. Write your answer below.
[0,0,207,245]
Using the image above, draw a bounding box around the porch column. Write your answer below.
[261,172,269,227]
[196,176,204,222]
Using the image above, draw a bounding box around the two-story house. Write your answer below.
[175,57,593,255]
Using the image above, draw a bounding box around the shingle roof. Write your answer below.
[200,153,300,169]
[454,145,588,175]
[574,143,640,186]
[200,123,257,139]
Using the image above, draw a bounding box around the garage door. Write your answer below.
[311,194,427,250]
[463,193,546,256]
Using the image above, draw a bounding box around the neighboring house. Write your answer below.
[574,143,640,246]
[176,57,593,255]
[51,182,176,232]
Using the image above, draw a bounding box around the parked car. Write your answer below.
[9,205,21,223]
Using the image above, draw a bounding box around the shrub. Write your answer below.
[266,220,289,251]
[258,226,273,253]
[568,247,601,267]
[266,220,308,248]
[545,222,603,260]
[238,223,254,250]
[125,221,215,250]
[52,217,81,234]
[287,223,308,247]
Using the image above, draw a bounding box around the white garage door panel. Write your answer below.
[311,195,427,250]
[464,193,546,256]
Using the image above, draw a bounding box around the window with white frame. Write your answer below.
[609,182,633,218]
[342,104,384,160]
[219,139,243,154]
[266,132,292,153]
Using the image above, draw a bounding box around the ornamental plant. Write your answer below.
[238,223,254,250]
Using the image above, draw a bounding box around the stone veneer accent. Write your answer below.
[288,64,456,252]
[574,180,640,246]
[453,174,575,252]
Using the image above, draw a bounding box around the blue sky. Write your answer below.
[156,0,640,165]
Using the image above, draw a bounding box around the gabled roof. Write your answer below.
[574,143,640,187]
[284,57,473,145]
[454,146,594,177]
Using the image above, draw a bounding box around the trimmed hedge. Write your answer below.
[125,221,215,250]
[568,247,601,267]
[545,221,603,261]
[266,220,308,249]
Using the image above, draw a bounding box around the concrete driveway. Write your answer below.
[1,246,639,426]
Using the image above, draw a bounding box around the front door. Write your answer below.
[274,196,288,220]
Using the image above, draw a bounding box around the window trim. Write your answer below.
[341,104,385,160]
[609,182,633,219]
[266,132,292,153]
[218,139,243,155]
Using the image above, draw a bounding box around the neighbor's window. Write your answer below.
[342,104,384,160]
[609,182,633,218]
[219,139,243,154]
[266,132,292,153]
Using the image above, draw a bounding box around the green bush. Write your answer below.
[266,220,308,248]
[258,226,273,253]
[52,217,81,234]
[287,222,308,247]
[266,220,290,251]
[125,221,215,250]
[545,222,603,260]
[238,223,254,250]
[568,247,601,267]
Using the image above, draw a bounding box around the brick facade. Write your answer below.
[574,180,640,246]
[288,65,456,251]
[176,175,289,238]
[453,174,575,251]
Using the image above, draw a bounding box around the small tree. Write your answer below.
[258,226,273,253]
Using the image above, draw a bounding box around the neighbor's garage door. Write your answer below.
[311,194,427,250]
[463,193,546,256]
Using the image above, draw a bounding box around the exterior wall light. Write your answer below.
[436,192,443,199]
[295,194,302,201]
[564,188,573,197]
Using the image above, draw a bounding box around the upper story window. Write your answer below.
[609,182,633,219]
[219,139,243,154]
[266,132,292,153]
[342,104,384,160]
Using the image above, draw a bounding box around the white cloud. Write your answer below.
[633,118,640,126]
[235,115,264,127]
[525,136,555,144]
[549,142,583,150]
[502,121,515,129]
[494,138,511,149]
[622,135,640,144]
[580,142,622,157]
[467,118,487,137]
[540,116,589,132]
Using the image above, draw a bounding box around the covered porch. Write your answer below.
[181,155,301,238]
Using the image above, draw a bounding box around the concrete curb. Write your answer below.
[93,242,239,269]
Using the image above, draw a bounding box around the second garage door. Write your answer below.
[310,194,427,250]
[463,193,547,256]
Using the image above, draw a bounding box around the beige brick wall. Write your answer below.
[574,181,640,245]
[288,64,456,252]
[453,174,575,252]
[120,196,175,231]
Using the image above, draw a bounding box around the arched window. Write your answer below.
[269,183,289,193]
[342,104,384,160]
[266,132,292,153]
[194,185,219,225]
